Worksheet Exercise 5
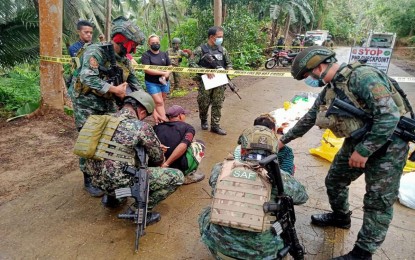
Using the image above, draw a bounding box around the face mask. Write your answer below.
[304,76,324,88]
[150,43,160,51]
[118,44,127,57]
[215,37,223,46]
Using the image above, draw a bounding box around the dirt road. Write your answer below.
[1,48,415,259]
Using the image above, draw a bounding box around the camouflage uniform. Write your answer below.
[85,107,184,209]
[167,48,189,90]
[189,44,233,128]
[199,162,308,259]
[323,39,335,49]
[280,64,409,253]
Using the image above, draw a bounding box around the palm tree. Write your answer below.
[269,0,313,46]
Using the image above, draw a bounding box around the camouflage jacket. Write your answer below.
[189,43,233,69]
[167,48,189,66]
[199,161,308,259]
[281,64,400,158]
[69,44,143,107]
[85,107,164,192]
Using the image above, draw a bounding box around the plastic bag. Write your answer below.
[398,172,415,209]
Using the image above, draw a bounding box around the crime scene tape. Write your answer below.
[39,55,415,82]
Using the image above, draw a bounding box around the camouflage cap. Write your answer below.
[111,16,145,45]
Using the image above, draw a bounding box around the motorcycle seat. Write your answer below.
[287,53,298,58]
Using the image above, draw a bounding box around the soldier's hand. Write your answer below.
[349,151,368,168]
[278,140,285,150]
[109,82,128,100]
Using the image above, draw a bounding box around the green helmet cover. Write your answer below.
[111,16,145,45]
[291,46,336,80]
[125,90,155,115]
[238,125,278,155]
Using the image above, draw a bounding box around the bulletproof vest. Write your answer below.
[210,160,276,233]
[199,44,225,68]
[315,61,407,138]
[73,115,136,164]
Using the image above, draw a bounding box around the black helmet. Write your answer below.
[291,46,336,80]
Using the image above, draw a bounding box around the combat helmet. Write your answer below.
[238,125,278,161]
[111,16,145,45]
[124,90,155,115]
[172,38,181,44]
[291,46,337,80]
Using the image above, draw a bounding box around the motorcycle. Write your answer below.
[265,50,298,69]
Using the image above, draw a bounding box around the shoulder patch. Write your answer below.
[371,83,390,100]
[89,57,99,69]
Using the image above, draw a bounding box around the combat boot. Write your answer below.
[201,120,209,130]
[184,171,205,185]
[83,173,104,197]
[101,194,125,208]
[311,211,352,229]
[146,211,161,226]
[210,126,227,135]
[331,245,372,260]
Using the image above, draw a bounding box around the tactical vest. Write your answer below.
[73,45,131,98]
[199,44,226,68]
[315,61,407,138]
[210,160,276,232]
[73,115,136,164]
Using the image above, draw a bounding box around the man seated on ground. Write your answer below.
[234,114,296,175]
[153,105,205,184]
[199,125,308,259]
[83,91,184,225]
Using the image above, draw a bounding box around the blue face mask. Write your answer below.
[305,76,324,88]
[215,37,223,46]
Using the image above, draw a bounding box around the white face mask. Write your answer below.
[215,37,223,46]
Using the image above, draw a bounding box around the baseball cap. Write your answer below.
[166,105,190,117]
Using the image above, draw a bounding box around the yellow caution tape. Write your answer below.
[39,55,415,81]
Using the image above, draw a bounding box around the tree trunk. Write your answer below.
[162,0,172,47]
[214,0,222,26]
[284,14,291,40]
[270,19,278,47]
[105,0,112,41]
[38,0,64,110]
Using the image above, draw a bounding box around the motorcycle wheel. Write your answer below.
[265,59,277,69]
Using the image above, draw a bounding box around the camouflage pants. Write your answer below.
[197,82,226,128]
[88,160,184,209]
[326,136,408,253]
[171,72,181,90]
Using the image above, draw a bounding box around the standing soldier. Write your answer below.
[281,46,410,259]
[167,38,192,90]
[189,26,233,136]
[304,35,315,47]
[292,34,301,51]
[322,35,335,50]
[68,16,145,197]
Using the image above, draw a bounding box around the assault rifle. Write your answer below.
[115,146,149,253]
[99,43,138,106]
[259,154,305,260]
[200,53,242,99]
[326,98,415,143]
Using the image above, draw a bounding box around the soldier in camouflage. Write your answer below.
[322,35,335,50]
[280,46,410,259]
[85,91,184,223]
[199,126,308,259]
[189,26,233,135]
[68,16,146,197]
[167,38,192,90]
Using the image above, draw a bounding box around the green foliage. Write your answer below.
[0,64,40,115]
[170,88,189,98]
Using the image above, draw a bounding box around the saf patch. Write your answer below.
[89,57,99,69]
[231,169,257,181]
[371,84,390,100]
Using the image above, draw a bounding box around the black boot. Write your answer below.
[331,245,372,260]
[83,173,104,197]
[311,211,352,229]
[201,120,209,130]
[146,211,161,226]
[101,194,125,208]
[210,126,227,135]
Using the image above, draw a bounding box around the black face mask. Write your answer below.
[150,43,160,51]
[118,44,127,57]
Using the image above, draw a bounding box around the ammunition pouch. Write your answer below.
[395,116,415,143]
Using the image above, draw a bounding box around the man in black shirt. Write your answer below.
[154,105,205,184]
